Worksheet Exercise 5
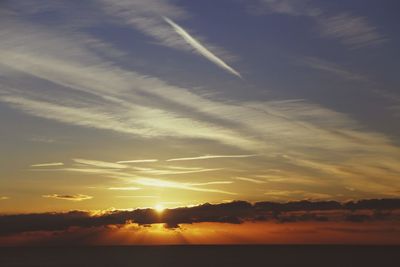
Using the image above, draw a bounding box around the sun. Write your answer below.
[154,204,165,213]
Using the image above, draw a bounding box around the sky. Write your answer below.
[0,0,399,245]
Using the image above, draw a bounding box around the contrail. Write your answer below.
[163,17,242,78]
[166,154,257,162]
[30,162,64,167]
[116,159,158,163]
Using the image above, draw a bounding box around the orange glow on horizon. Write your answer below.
[2,221,399,247]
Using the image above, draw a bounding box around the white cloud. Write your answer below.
[134,167,221,175]
[299,57,369,82]
[134,178,237,195]
[116,159,159,164]
[99,0,189,49]
[317,13,386,48]
[257,0,317,16]
[108,187,141,191]
[30,162,64,167]
[163,17,241,78]
[166,154,258,162]
[1,13,399,198]
[190,181,233,186]
[73,159,128,169]
[115,195,159,198]
[256,0,386,48]
[264,190,332,200]
[98,0,238,75]
[234,177,266,184]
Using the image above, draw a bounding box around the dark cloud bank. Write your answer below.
[1,199,399,235]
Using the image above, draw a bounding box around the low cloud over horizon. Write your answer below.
[1,198,399,237]
[0,198,399,246]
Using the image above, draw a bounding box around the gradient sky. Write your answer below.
[1,0,400,215]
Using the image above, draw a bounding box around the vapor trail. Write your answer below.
[163,17,242,78]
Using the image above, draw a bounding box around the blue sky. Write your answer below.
[0,0,399,212]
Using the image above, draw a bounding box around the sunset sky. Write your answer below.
[0,0,399,245]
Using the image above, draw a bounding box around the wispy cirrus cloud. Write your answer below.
[28,158,226,190]
[133,167,221,176]
[134,178,237,195]
[0,197,9,200]
[254,0,386,48]
[42,194,93,201]
[98,0,239,76]
[299,57,369,82]
[166,154,258,162]
[317,13,386,48]
[163,17,241,78]
[98,0,189,49]
[115,195,158,198]
[28,159,234,195]
[190,181,233,186]
[264,190,332,201]
[73,159,128,169]
[116,159,159,164]
[37,168,129,178]
[30,162,64,167]
[253,0,316,16]
[108,187,141,191]
[1,12,400,198]
[234,177,266,184]
[43,163,220,177]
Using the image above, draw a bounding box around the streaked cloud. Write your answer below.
[264,190,332,201]
[255,0,386,48]
[29,137,56,143]
[115,195,159,198]
[107,186,141,191]
[30,162,64,167]
[166,154,258,162]
[42,194,93,201]
[190,181,233,186]
[254,0,316,16]
[134,167,221,175]
[98,0,238,76]
[134,178,237,195]
[299,57,369,82]
[38,168,128,178]
[0,8,399,200]
[108,187,141,191]
[163,17,241,78]
[317,13,386,48]
[164,166,208,170]
[0,197,9,200]
[234,177,266,184]
[255,172,325,187]
[98,0,189,50]
[0,19,253,150]
[29,162,220,180]
[116,159,159,164]
[73,159,128,169]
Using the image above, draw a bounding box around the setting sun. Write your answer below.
[155,204,165,213]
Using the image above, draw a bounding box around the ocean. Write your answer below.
[0,245,399,267]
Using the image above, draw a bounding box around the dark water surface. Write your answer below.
[0,245,399,267]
